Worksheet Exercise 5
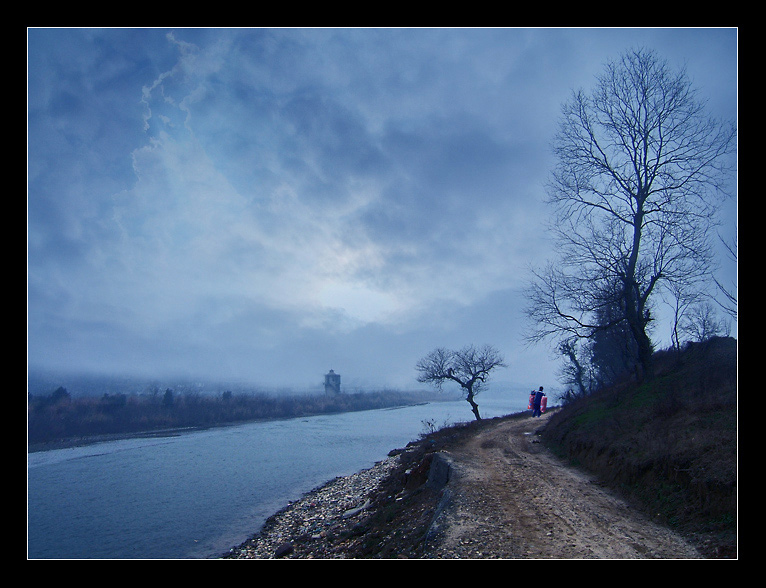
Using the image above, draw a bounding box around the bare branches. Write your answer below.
[713,232,737,319]
[528,48,736,379]
[415,344,506,420]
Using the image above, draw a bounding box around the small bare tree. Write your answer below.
[415,344,506,421]
[662,277,706,356]
[679,301,729,343]
[558,338,598,399]
[714,232,737,319]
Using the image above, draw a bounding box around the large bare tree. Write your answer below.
[525,48,736,381]
[415,344,506,420]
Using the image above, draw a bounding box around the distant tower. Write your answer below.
[324,369,341,394]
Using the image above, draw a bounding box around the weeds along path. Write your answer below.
[423,411,702,559]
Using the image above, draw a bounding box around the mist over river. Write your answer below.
[28,389,530,559]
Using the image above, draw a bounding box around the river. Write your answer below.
[27,389,529,559]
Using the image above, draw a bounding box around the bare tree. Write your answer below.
[525,48,736,380]
[679,300,729,343]
[415,344,506,420]
[662,277,706,356]
[557,338,597,399]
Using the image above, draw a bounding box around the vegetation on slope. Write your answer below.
[541,336,737,558]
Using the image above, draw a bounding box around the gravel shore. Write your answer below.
[223,452,409,559]
[222,416,510,560]
[222,416,521,560]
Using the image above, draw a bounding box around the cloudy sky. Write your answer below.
[27,27,737,392]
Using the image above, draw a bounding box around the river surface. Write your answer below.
[28,390,529,559]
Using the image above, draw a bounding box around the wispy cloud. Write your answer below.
[27,27,737,388]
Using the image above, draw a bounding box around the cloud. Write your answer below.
[103,31,543,329]
[27,27,737,388]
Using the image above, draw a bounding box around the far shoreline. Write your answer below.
[27,425,212,454]
[27,399,449,454]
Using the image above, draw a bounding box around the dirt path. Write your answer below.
[422,412,702,559]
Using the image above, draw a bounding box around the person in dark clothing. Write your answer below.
[532,386,546,417]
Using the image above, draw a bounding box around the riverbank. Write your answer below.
[27,399,441,454]
[224,410,480,559]
[223,452,407,558]
[28,389,442,449]
[225,404,734,559]
[27,427,202,453]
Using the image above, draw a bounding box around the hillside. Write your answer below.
[542,336,737,557]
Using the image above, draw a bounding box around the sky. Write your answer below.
[27,27,738,393]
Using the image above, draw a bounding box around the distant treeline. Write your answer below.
[27,387,436,445]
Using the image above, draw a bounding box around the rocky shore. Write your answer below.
[223,419,465,559]
[224,453,406,559]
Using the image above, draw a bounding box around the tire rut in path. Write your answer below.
[423,412,701,559]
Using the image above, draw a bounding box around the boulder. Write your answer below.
[426,452,452,490]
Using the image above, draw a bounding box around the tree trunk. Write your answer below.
[466,389,482,420]
[622,296,653,380]
[634,327,654,380]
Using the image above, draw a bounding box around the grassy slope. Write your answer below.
[542,336,737,558]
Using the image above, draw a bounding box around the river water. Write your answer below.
[27,389,529,559]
